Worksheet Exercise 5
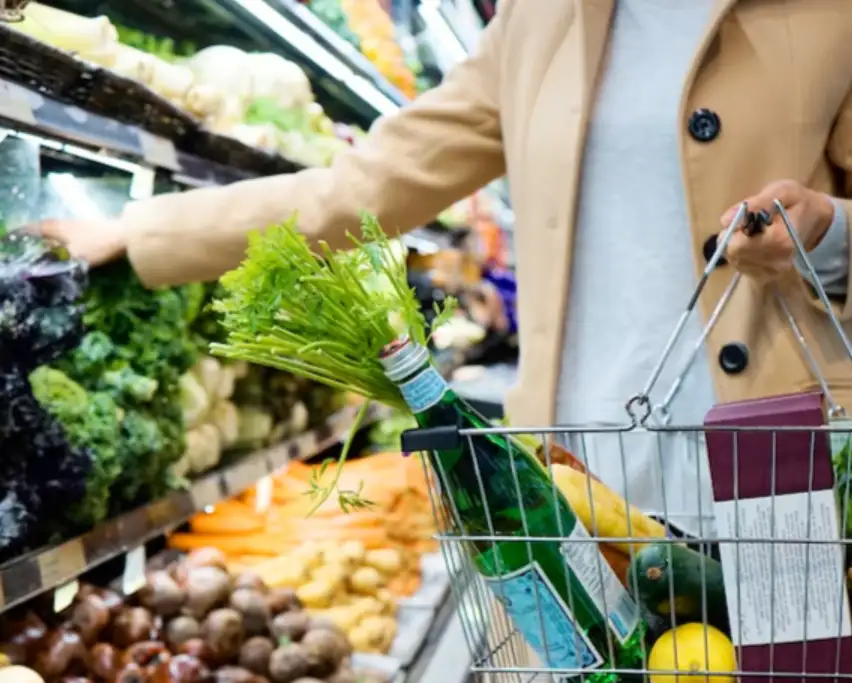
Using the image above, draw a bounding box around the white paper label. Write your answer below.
[122,546,147,596]
[138,131,179,171]
[561,522,640,643]
[715,489,852,647]
[53,580,79,613]
[255,476,273,513]
[0,81,36,125]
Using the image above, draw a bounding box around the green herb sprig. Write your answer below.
[211,214,456,511]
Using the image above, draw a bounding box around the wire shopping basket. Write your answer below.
[402,200,852,682]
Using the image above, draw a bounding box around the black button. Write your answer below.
[688,109,721,142]
[719,342,748,375]
[702,235,727,266]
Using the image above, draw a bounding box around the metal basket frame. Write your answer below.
[408,200,852,682]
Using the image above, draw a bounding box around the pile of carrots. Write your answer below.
[168,452,438,597]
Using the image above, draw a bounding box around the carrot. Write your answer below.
[168,532,292,556]
[190,513,265,535]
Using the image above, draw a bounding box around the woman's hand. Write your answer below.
[35,218,126,266]
[719,179,836,283]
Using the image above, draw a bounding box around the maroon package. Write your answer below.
[704,391,852,682]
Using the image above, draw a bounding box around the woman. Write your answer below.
[41,0,852,531]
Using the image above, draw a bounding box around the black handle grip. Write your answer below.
[743,209,772,237]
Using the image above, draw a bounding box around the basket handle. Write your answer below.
[625,199,852,426]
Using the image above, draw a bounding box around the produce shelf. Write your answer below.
[0,63,303,181]
[0,402,389,616]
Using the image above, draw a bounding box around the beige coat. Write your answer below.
[123,0,852,427]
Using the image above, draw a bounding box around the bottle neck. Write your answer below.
[379,337,448,415]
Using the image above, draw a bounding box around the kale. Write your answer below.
[0,234,92,558]
[55,260,199,508]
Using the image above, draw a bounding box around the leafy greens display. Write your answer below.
[211,214,456,510]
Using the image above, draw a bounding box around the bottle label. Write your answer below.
[484,563,604,676]
[399,366,448,413]
[561,522,640,644]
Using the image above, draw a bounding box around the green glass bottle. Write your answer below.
[381,337,645,681]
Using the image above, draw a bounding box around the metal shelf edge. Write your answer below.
[0,402,389,615]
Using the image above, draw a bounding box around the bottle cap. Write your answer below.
[379,335,429,382]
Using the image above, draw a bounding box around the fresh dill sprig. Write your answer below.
[212,213,456,511]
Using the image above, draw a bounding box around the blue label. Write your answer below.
[399,366,448,413]
[485,563,604,674]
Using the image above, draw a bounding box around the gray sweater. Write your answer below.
[554,0,849,530]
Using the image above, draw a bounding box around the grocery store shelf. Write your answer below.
[0,402,388,615]
[0,70,303,183]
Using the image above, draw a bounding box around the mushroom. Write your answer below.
[33,629,89,680]
[237,638,273,677]
[299,630,349,678]
[89,643,120,682]
[228,590,269,637]
[201,609,244,662]
[111,608,154,649]
[149,654,211,683]
[268,613,309,644]
[70,594,111,645]
[183,568,231,620]
[165,617,201,651]
[232,574,267,594]
[264,590,299,617]
[267,644,311,683]
[139,572,186,618]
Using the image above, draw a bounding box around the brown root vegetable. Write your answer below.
[212,666,259,683]
[228,590,269,638]
[95,590,124,620]
[201,609,244,662]
[185,549,228,572]
[299,630,348,678]
[121,642,169,668]
[268,613,308,644]
[232,574,267,595]
[113,663,145,683]
[267,644,311,683]
[139,572,186,618]
[90,643,120,681]
[324,673,354,683]
[60,677,93,683]
[4,613,48,663]
[111,608,154,648]
[165,617,201,650]
[264,590,299,617]
[183,568,231,620]
[33,629,89,680]
[70,594,111,645]
[237,638,273,677]
[176,639,215,665]
[149,654,211,683]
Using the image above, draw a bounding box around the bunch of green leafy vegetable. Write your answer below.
[834,436,852,539]
[211,213,456,510]
[114,24,197,62]
[48,262,202,510]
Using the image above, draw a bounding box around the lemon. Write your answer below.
[648,623,737,683]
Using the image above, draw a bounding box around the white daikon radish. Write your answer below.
[110,45,156,85]
[183,83,225,118]
[186,45,254,101]
[149,59,194,102]
[245,52,314,108]
[12,3,117,53]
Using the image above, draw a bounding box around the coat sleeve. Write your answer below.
[826,87,852,320]
[123,13,508,288]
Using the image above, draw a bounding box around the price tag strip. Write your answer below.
[191,474,223,511]
[224,455,270,497]
[38,540,86,589]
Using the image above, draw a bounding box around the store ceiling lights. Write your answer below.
[231,0,402,116]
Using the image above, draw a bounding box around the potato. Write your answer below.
[349,567,384,596]
[310,565,347,590]
[359,616,397,653]
[295,581,335,609]
[363,549,402,576]
[375,589,396,617]
[315,607,361,633]
[338,541,365,565]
